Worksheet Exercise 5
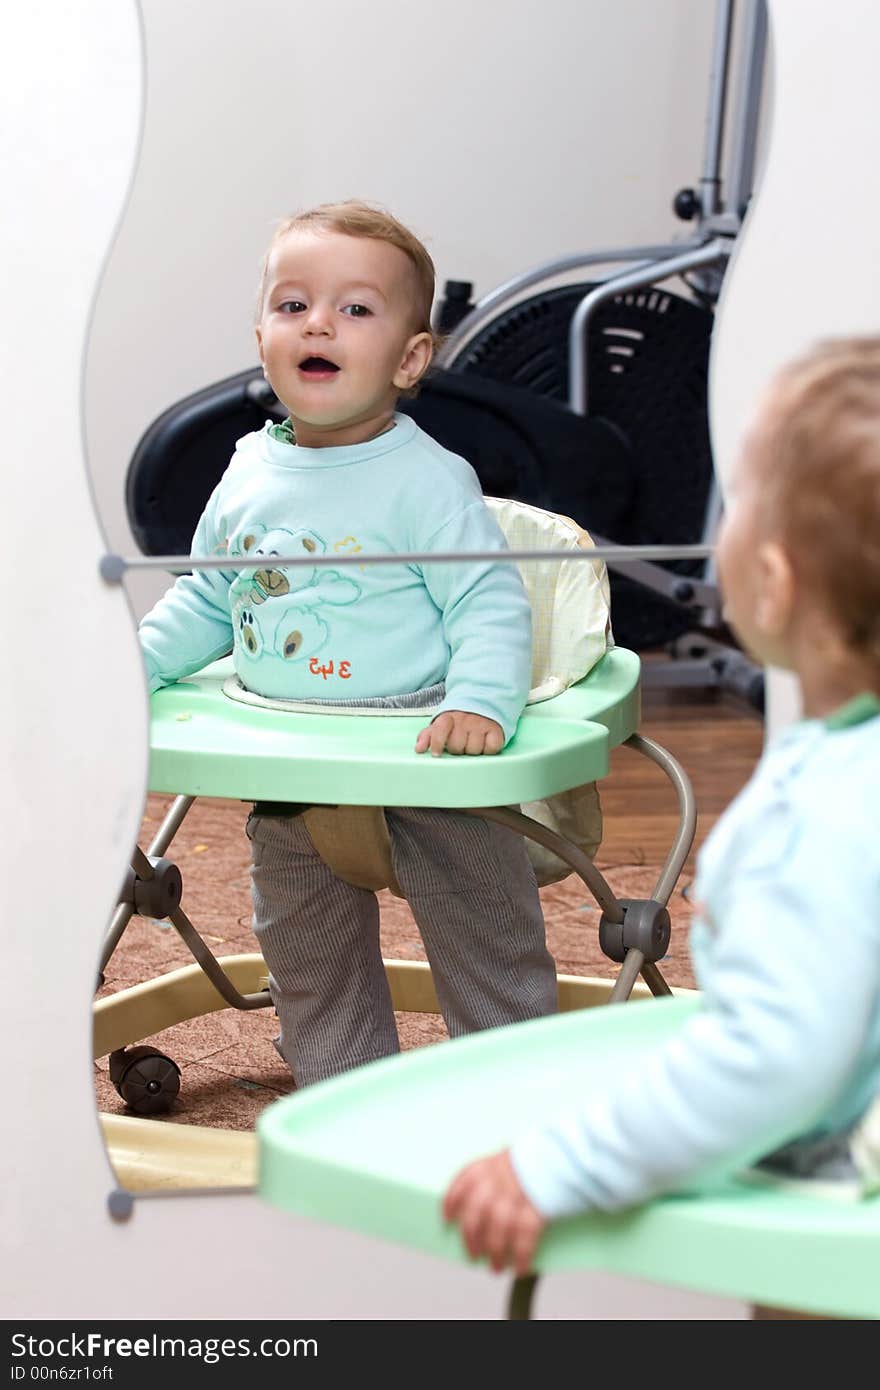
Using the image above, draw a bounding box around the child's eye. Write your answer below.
[341,303,372,318]
[277,300,306,314]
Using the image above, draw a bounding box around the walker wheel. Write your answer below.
[109,1046,181,1115]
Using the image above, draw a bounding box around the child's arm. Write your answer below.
[138,492,234,693]
[442,1150,546,1275]
[416,502,532,750]
[444,793,880,1260]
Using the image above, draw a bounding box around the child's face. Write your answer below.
[256,229,432,447]
[716,390,795,671]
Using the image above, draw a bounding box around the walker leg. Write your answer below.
[98,794,196,979]
[508,1273,539,1320]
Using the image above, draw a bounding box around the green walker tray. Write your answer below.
[258,995,880,1319]
[148,646,641,805]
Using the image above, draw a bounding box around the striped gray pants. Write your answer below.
[246,806,557,1087]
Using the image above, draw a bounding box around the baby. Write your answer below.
[444,336,880,1273]
[139,200,557,1085]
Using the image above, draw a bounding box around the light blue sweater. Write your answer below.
[511,696,880,1216]
[139,413,532,744]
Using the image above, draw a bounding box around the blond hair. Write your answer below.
[758,337,880,668]
[257,199,437,337]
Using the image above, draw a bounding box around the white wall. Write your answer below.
[13,0,880,1322]
[86,0,717,615]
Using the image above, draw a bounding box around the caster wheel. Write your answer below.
[109,1046,181,1115]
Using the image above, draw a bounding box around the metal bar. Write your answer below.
[98,899,137,977]
[461,806,624,924]
[146,794,195,857]
[724,0,768,219]
[697,478,726,617]
[101,543,714,583]
[588,533,719,606]
[699,475,725,552]
[624,734,697,906]
[608,566,719,608]
[608,948,645,1003]
[641,960,674,997]
[101,798,196,977]
[699,0,736,218]
[130,845,154,880]
[167,905,270,1011]
[507,1273,538,1320]
[100,845,159,978]
[640,659,724,690]
[435,241,703,369]
[568,239,729,414]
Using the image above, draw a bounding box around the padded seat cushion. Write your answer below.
[486,496,611,701]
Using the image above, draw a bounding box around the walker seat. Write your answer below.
[99,640,691,1125]
[257,995,880,1321]
[96,497,696,1146]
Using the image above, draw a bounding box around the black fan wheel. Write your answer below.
[454,281,716,648]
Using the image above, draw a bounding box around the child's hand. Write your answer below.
[415,710,504,756]
[442,1149,547,1275]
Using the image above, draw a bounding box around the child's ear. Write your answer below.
[393,332,433,391]
[256,327,272,381]
[755,540,795,636]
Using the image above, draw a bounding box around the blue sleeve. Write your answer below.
[509,801,880,1217]
[417,503,532,745]
[138,489,235,693]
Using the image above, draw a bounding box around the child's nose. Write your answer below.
[304,303,333,335]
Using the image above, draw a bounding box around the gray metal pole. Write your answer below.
[625,734,697,908]
[100,542,715,582]
[724,0,769,219]
[435,243,700,370]
[700,0,736,219]
[567,240,729,414]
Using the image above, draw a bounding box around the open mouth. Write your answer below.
[299,356,340,375]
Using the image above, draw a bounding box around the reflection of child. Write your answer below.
[139,201,557,1086]
[444,338,880,1274]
